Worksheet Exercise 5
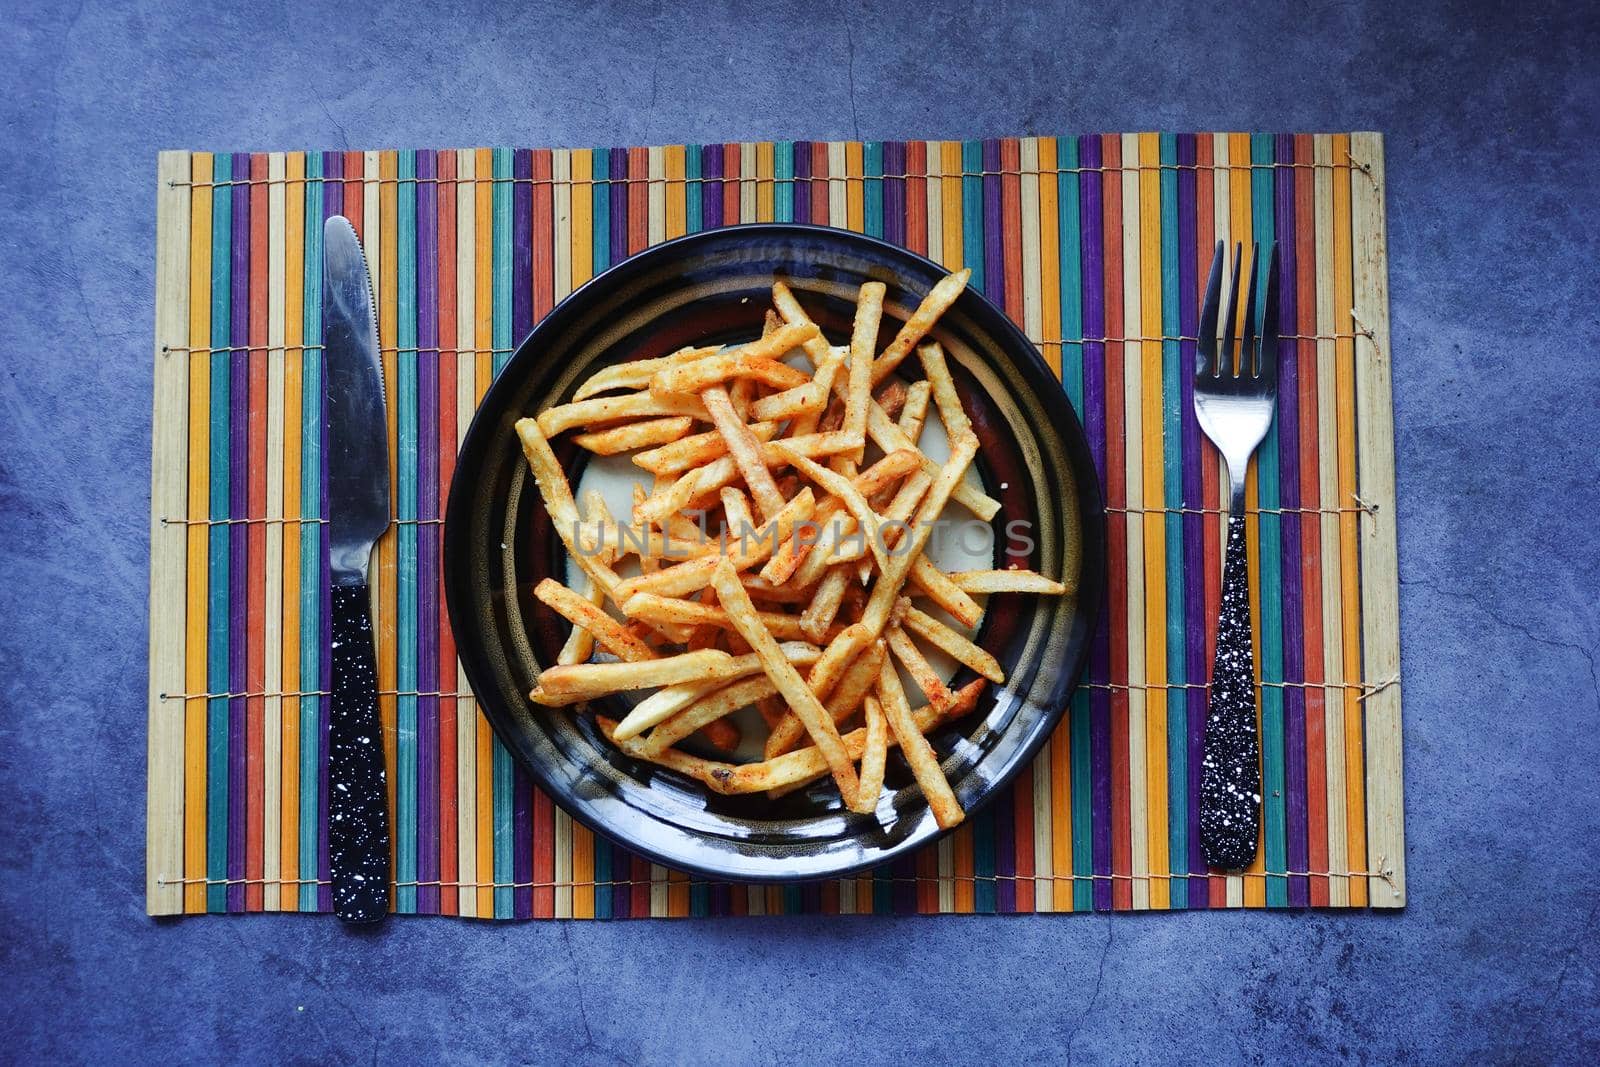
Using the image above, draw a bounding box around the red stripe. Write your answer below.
[436,149,460,917]
[628,148,649,256]
[811,142,829,223]
[1100,134,1132,911]
[906,141,928,256]
[245,151,269,912]
[343,151,364,236]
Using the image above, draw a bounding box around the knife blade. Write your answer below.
[322,215,392,923]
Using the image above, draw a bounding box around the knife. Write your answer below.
[322,215,392,923]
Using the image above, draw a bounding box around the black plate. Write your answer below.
[443,223,1104,883]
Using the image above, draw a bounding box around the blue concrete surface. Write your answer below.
[3,0,1597,1061]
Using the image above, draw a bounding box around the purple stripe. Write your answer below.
[609,147,629,264]
[802,879,822,914]
[884,141,906,248]
[978,140,1015,913]
[1177,134,1210,903]
[317,150,342,913]
[702,144,723,229]
[416,149,441,914]
[226,151,251,912]
[1274,133,1310,907]
[1078,134,1114,912]
[791,141,810,225]
[511,149,535,921]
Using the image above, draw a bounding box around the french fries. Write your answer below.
[514,270,1069,825]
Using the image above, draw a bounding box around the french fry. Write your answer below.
[799,563,851,643]
[843,282,885,460]
[641,674,778,756]
[622,592,842,643]
[769,279,842,365]
[703,385,787,521]
[877,656,964,828]
[515,418,627,604]
[720,486,754,549]
[772,443,894,575]
[907,555,985,628]
[612,488,815,602]
[698,718,741,752]
[535,578,657,663]
[536,391,707,437]
[611,641,823,740]
[869,268,971,385]
[902,605,1005,683]
[771,449,922,585]
[886,623,956,711]
[864,399,1000,521]
[632,420,780,478]
[755,695,785,729]
[897,379,932,443]
[857,694,888,812]
[651,321,818,394]
[555,573,603,665]
[765,636,885,758]
[750,345,843,423]
[571,345,718,400]
[948,569,1069,595]
[571,415,695,455]
[709,559,861,803]
[913,340,972,439]
[529,649,741,706]
[653,350,812,396]
[872,378,909,423]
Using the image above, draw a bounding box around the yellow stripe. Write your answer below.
[648,146,666,247]
[1120,132,1149,910]
[664,145,686,241]
[454,147,479,918]
[1312,134,1349,907]
[263,151,287,911]
[280,151,304,911]
[756,141,775,222]
[1138,132,1169,909]
[183,152,213,914]
[940,141,963,269]
[571,149,594,290]
[845,141,864,231]
[473,146,495,918]
[1331,133,1367,907]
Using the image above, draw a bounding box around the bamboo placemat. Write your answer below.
[145,132,1404,919]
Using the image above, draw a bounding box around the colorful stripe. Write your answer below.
[147,134,1400,917]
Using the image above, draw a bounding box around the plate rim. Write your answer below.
[443,221,1105,884]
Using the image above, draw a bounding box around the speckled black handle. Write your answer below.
[329,582,390,923]
[1200,512,1262,870]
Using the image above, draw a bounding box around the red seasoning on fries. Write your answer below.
[513,272,1069,826]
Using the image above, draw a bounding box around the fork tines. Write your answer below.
[1197,241,1279,381]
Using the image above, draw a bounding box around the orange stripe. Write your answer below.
[474,147,495,918]
[183,151,213,914]
[280,152,305,911]
[1332,134,1367,906]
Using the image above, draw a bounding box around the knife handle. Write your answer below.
[1199,510,1262,870]
[328,581,391,923]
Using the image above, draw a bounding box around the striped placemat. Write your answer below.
[145,132,1404,919]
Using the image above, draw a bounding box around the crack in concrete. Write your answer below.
[1401,575,1599,711]
[844,19,860,142]
[1064,917,1114,1064]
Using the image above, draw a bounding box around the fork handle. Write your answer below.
[1200,509,1262,869]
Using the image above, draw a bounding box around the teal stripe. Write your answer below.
[1058,137,1095,912]
[686,146,704,233]
[959,138,994,913]
[592,148,611,275]
[298,155,325,912]
[773,142,794,222]
[1159,134,1188,908]
[1250,133,1287,907]
[961,140,984,291]
[587,146,612,922]
[491,147,515,917]
[864,142,884,238]
[205,153,232,914]
[395,150,419,914]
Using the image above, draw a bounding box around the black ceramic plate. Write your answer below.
[443,224,1104,883]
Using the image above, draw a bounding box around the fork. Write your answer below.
[1193,240,1279,870]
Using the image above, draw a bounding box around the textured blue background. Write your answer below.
[3,0,1597,1061]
